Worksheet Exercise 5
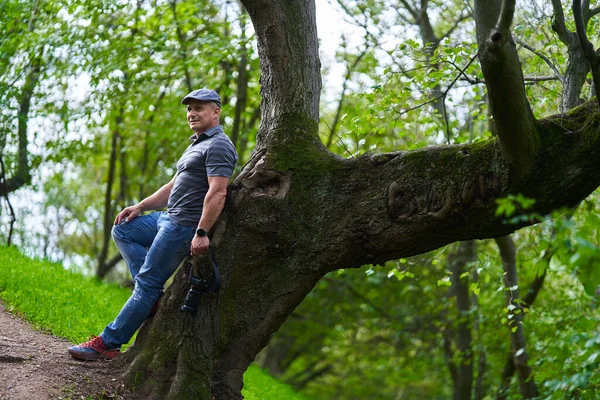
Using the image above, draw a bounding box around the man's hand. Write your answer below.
[190,235,210,256]
[114,204,143,225]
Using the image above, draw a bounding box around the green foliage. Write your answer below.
[0,245,313,400]
[1,0,261,272]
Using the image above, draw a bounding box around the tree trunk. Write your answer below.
[5,57,42,194]
[495,236,538,399]
[115,1,600,399]
[97,110,123,278]
[448,241,476,400]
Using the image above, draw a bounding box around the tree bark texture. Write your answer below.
[241,0,322,152]
[117,1,600,398]
[550,0,593,112]
[474,0,538,171]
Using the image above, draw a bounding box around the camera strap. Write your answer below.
[207,247,221,293]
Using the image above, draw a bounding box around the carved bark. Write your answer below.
[115,1,600,399]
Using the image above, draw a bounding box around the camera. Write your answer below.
[180,275,208,315]
[180,250,221,316]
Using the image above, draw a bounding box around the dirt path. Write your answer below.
[0,302,126,400]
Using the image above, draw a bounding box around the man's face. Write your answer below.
[186,100,220,133]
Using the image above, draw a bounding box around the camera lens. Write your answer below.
[181,286,202,315]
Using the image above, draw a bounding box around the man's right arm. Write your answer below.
[114,175,177,224]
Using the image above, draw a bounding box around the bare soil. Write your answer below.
[0,302,129,400]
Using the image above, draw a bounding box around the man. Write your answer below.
[68,88,238,360]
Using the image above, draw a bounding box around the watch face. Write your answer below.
[196,228,207,237]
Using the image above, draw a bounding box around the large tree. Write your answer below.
[116,0,600,398]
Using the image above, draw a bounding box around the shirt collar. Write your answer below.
[189,124,223,143]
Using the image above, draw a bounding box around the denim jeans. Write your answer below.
[101,212,196,349]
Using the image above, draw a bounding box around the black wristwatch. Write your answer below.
[196,228,208,237]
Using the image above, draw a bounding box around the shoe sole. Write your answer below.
[68,349,118,361]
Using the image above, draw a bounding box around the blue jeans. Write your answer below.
[101,212,196,349]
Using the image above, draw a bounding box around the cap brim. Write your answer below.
[181,97,221,107]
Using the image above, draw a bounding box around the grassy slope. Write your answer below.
[0,246,311,400]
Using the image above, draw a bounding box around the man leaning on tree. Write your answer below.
[68,88,238,360]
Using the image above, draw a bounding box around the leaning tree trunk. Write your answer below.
[118,1,600,399]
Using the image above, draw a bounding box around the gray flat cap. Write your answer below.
[181,88,221,107]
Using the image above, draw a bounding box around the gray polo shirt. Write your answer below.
[167,125,238,226]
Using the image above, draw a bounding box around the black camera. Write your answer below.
[180,275,208,315]
[180,249,221,316]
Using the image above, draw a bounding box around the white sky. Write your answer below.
[315,0,363,103]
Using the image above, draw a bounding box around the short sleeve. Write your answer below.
[205,139,238,178]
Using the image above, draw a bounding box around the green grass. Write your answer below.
[0,246,131,343]
[0,246,311,400]
[242,366,313,400]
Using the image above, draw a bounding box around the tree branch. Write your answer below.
[396,0,418,21]
[474,0,539,172]
[551,0,575,45]
[459,75,560,85]
[514,36,565,84]
[439,11,472,41]
[300,101,600,271]
[326,43,369,149]
[495,0,516,35]
[573,0,600,107]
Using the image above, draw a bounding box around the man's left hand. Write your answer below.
[190,235,210,256]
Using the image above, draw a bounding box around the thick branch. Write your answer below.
[551,0,572,44]
[474,0,538,171]
[495,0,516,35]
[240,0,322,151]
[301,101,600,271]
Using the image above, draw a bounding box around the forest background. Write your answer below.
[1,0,600,399]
